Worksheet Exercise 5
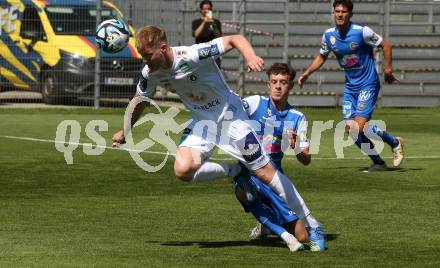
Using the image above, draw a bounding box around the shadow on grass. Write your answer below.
[146,234,338,249]
[320,166,354,169]
[388,167,425,172]
[358,167,425,172]
[160,237,285,248]
[322,166,425,172]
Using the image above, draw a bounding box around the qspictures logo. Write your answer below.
[55,96,387,172]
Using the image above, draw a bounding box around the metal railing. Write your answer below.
[179,0,289,96]
[1,0,439,107]
[384,0,440,39]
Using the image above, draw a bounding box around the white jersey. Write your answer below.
[137,37,234,123]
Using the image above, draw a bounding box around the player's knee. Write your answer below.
[174,163,196,182]
[291,219,308,243]
[174,172,193,182]
[355,119,368,133]
[174,153,203,182]
[346,122,366,134]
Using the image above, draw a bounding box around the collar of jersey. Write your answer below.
[268,98,289,118]
[335,21,353,36]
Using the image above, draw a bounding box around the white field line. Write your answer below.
[1,134,440,161]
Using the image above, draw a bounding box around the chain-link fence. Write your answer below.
[0,0,184,107]
[1,0,439,107]
[0,0,292,107]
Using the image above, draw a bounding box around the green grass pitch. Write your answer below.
[0,106,439,267]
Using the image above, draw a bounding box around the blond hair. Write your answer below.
[135,26,167,53]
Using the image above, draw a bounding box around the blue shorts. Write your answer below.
[342,86,380,120]
[234,176,298,225]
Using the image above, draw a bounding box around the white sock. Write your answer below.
[268,171,319,228]
[192,162,241,183]
[303,214,319,229]
[281,231,294,244]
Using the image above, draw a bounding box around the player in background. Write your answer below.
[111,27,320,246]
[297,0,404,172]
[192,0,222,45]
[233,62,325,252]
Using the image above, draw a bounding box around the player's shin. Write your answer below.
[192,162,241,183]
[354,133,386,165]
[268,171,319,228]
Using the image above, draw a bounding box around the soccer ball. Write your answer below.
[95,19,130,53]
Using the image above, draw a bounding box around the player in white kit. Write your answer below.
[112,26,322,236]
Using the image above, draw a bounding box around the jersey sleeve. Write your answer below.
[242,95,260,116]
[136,65,156,97]
[296,115,309,149]
[319,33,330,55]
[362,26,383,47]
[188,37,226,63]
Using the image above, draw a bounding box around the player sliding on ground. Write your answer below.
[112,26,324,251]
[234,169,309,252]
[298,0,404,172]
[233,63,325,252]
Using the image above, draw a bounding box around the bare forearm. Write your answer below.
[130,100,147,126]
[222,35,264,72]
[223,35,256,60]
[379,39,399,83]
[193,22,206,38]
[123,93,147,134]
[112,92,147,145]
[381,40,393,71]
[298,53,327,87]
[303,53,327,76]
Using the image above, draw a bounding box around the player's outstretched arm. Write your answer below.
[126,92,148,127]
[297,53,328,88]
[112,91,148,147]
[379,39,399,84]
[221,35,264,72]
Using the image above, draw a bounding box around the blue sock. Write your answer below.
[355,133,385,165]
[247,200,287,237]
[367,125,399,148]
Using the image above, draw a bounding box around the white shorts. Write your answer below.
[179,95,270,171]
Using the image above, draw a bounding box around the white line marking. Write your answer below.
[1,134,440,161]
[0,135,174,156]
